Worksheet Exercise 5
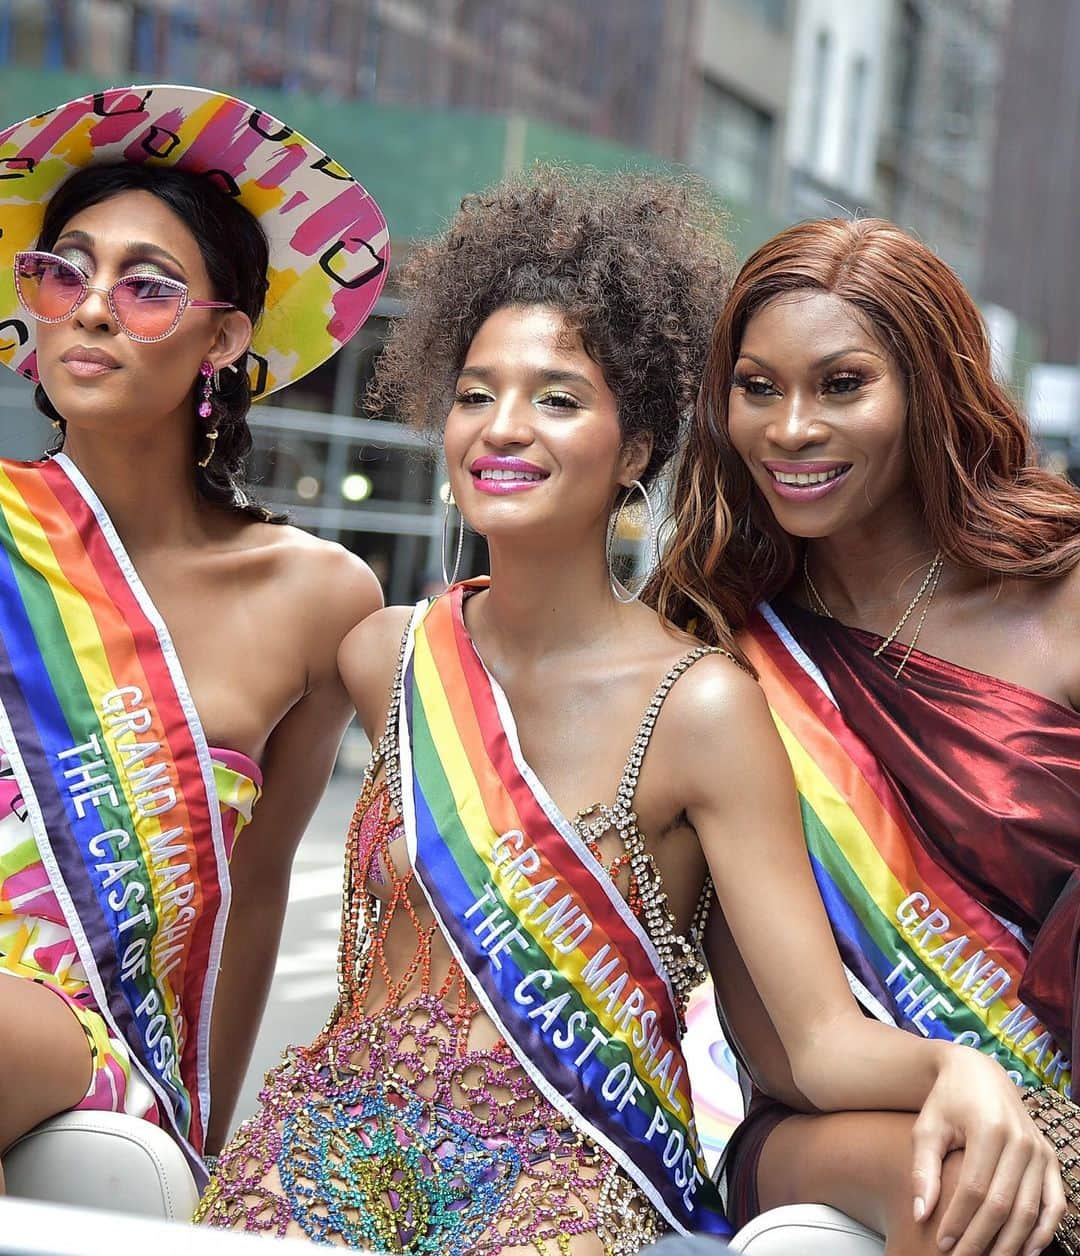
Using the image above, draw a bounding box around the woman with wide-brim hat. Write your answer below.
[0,83,388,1187]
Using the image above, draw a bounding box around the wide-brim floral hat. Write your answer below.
[0,83,389,398]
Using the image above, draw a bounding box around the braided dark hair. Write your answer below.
[34,163,283,523]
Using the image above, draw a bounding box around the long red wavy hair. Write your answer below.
[650,217,1080,657]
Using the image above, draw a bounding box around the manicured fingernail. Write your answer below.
[1023,1246,1044,1256]
[913,1197,925,1222]
[938,1239,955,1253]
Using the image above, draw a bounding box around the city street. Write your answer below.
[231,769,360,1130]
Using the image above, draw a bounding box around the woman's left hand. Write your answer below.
[911,1047,1065,1255]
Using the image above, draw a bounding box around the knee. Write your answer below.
[883,1148,966,1256]
[0,989,92,1150]
[0,1024,27,1138]
[0,1033,31,1151]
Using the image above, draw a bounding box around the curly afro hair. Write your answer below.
[368,165,734,486]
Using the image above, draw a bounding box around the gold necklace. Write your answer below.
[802,550,944,679]
[802,556,833,618]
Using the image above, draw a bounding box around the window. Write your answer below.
[44,0,65,67]
[163,12,202,82]
[806,28,832,167]
[734,0,788,28]
[130,6,156,75]
[845,55,868,184]
[692,81,774,207]
[941,33,977,140]
[891,0,922,140]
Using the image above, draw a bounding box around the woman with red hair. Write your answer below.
[652,217,1080,1253]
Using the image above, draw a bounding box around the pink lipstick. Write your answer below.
[470,455,549,495]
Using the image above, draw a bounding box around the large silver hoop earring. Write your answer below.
[606,479,655,604]
[442,492,464,588]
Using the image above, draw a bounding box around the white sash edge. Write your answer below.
[757,600,839,708]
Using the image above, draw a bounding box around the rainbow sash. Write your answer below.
[0,455,231,1175]
[398,583,731,1235]
[744,603,1071,1097]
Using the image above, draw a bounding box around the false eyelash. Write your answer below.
[825,370,868,391]
[732,372,774,391]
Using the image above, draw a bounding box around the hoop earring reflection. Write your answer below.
[606,478,655,604]
[442,492,464,588]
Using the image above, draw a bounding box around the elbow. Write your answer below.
[738,1044,812,1110]
[787,1054,830,1111]
[751,1068,817,1112]
[784,1017,850,1111]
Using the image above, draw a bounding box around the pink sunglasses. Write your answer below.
[14,250,234,343]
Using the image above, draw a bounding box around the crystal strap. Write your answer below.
[1022,1085,1080,1253]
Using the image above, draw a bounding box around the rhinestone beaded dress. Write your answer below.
[196,646,715,1254]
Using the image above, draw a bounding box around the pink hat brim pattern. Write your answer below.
[0,84,390,397]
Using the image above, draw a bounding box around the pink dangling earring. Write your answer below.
[197,360,219,468]
[198,360,214,419]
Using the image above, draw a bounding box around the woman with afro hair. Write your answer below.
[197,170,1058,1254]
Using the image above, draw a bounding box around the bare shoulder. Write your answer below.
[338,605,415,738]
[339,604,414,678]
[660,648,770,736]
[247,525,382,640]
[270,525,383,621]
[231,522,383,689]
[657,649,789,809]
[1045,561,1080,704]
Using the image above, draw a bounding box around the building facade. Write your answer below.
[784,0,890,220]
[7,0,1071,582]
[687,0,794,232]
[874,0,1010,290]
[4,0,699,158]
[981,0,1080,367]
[772,0,1009,292]
[681,0,1012,292]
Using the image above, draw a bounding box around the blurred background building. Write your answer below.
[0,0,1077,598]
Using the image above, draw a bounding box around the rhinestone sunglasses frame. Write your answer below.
[13,249,234,344]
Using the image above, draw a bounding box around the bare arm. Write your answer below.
[703,900,804,1108]
[336,604,415,743]
[669,657,1064,1251]
[678,659,948,1110]
[206,549,382,1151]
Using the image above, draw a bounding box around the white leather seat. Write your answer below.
[3,1116,887,1253]
[730,1204,884,1253]
[3,1111,199,1221]
[0,1195,321,1254]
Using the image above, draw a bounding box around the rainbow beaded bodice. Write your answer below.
[197,648,715,1253]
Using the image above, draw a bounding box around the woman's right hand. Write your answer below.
[910,1054,1065,1256]
[755,1108,1063,1256]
